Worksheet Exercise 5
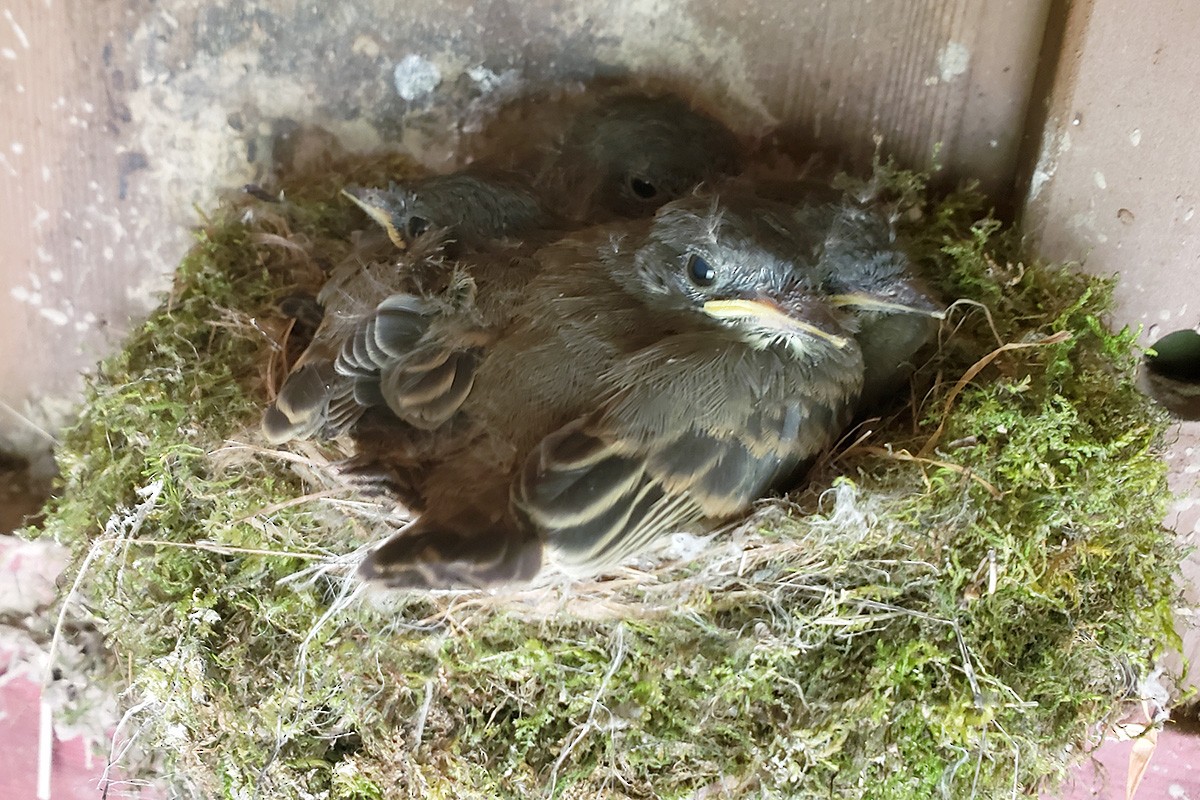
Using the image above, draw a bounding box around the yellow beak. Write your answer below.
[828,292,946,319]
[341,189,407,250]
[702,298,851,349]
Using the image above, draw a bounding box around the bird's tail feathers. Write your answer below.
[262,361,340,444]
[358,513,542,590]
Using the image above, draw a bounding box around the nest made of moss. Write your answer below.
[26,147,1184,800]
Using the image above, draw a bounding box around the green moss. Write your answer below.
[26,155,1181,799]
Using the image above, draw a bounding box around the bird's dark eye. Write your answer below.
[629,176,658,200]
[406,215,430,239]
[686,254,716,287]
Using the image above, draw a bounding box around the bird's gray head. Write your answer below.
[342,183,427,250]
[754,196,945,322]
[825,231,945,321]
[620,196,854,353]
[342,172,547,251]
[565,94,741,218]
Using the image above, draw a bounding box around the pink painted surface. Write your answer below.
[0,536,151,799]
[1053,726,1200,800]
[0,655,106,800]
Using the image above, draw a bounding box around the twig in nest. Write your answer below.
[42,480,165,800]
[547,625,628,797]
[250,232,310,254]
[819,418,884,473]
[128,538,330,561]
[235,487,350,523]
[267,316,297,398]
[919,330,1073,458]
[855,445,1003,499]
[945,298,1006,348]
[0,398,60,445]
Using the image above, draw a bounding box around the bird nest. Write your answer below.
[28,147,1182,799]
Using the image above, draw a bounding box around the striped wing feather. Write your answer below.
[515,335,847,571]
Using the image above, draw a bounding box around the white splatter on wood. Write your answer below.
[351,35,380,59]
[38,307,69,326]
[1029,121,1071,201]
[393,55,442,101]
[937,42,971,82]
[4,9,30,49]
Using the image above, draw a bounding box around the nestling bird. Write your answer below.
[263,186,945,586]
[727,182,945,410]
[340,167,555,253]
[265,171,562,445]
[538,91,742,221]
[265,91,746,444]
[796,200,943,409]
[261,234,543,445]
[338,90,743,255]
[262,172,539,443]
[333,196,866,588]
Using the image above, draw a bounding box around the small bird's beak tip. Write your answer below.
[341,188,408,250]
[702,297,851,349]
[829,291,946,320]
